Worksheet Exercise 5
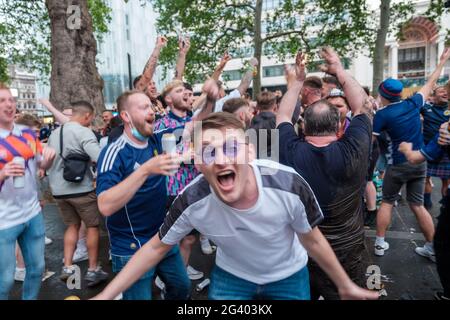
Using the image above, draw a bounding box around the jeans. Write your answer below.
[208,265,310,300]
[0,213,45,300]
[111,245,190,300]
[435,194,450,296]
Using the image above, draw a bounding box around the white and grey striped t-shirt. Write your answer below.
[159,159,324,284]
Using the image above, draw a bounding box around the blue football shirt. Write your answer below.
[373,93,424,165]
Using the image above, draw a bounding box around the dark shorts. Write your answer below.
[382,162,427,205]
[167,195,199,237]
[54,191,100,227]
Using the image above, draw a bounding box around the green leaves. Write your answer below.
[0,0,111,82]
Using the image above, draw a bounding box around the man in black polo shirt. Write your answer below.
[276,48,373,299]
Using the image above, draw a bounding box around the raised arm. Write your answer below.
[236,57,258,95]
[135,36,168,91]
[39,99,70,124]
[320,47,368,117]
[276,51,306,126]
[174,36,190,80]
[211,51,232,81]
[92,235,172,300]
[419,47,450,101]
[192,52,232,112]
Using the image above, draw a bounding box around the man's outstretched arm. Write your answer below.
[39,99,70,124]
[299,227,379,300]
[419,48,450,102]
[92,235,172,300]
[192,52,232,112]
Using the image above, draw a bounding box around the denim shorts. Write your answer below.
[382,162,426,205]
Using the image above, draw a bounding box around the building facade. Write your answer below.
[8,65,44,116]
[96,0,163,109]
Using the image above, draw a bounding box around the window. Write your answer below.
[263,0,282,11]
[125,14,129,26]
[126,29,130,41]
[398,47,425,77]
[263,65,284,78]
[222,70,242,81]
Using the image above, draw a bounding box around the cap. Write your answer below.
[378,78,403,102]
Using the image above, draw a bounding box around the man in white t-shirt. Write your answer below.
[93,112,378,300]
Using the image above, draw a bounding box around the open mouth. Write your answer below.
[217,170,236,190]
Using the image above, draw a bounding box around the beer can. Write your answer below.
[161,133,177,175]
[12,156,25,189]
[161,133,177,155]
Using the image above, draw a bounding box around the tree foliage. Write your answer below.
[151,0,374,85]
[0,0,111,82]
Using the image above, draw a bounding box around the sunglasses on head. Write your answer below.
[200,139,247,165]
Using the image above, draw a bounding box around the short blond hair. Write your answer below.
[161,80,184,98]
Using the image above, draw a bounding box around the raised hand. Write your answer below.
[284,64,297,89]
[202,77,220,101]
[439,47,450,64]
[179,35,191,54]
[156,36,168,49]
[294,51,307,82]
[319,47,344,76]
[219,51,232,67]
[248,57,259,67]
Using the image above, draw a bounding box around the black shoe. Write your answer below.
[434,292,450,300]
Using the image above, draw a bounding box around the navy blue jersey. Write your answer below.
[420,102,450,144]
[96,128,182,256]
[373,93,424,165]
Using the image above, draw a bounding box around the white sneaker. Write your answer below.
[155,276,165,291]
[200,235,216,255]
[45,237,53,245]
[14,267,26,282]
[374,241,390,256]
[187,265,204,280]
[415,245,436,263]
[62,247,89,264]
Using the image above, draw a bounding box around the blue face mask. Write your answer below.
[126,112,148,142]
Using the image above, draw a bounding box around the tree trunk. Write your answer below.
[253,0,263,99]
[372,0,390,91]
[45,0,104,120]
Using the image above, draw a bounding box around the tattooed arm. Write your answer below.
[135,36,167,91]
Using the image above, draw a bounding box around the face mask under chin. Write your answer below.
[126,112,149,142]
